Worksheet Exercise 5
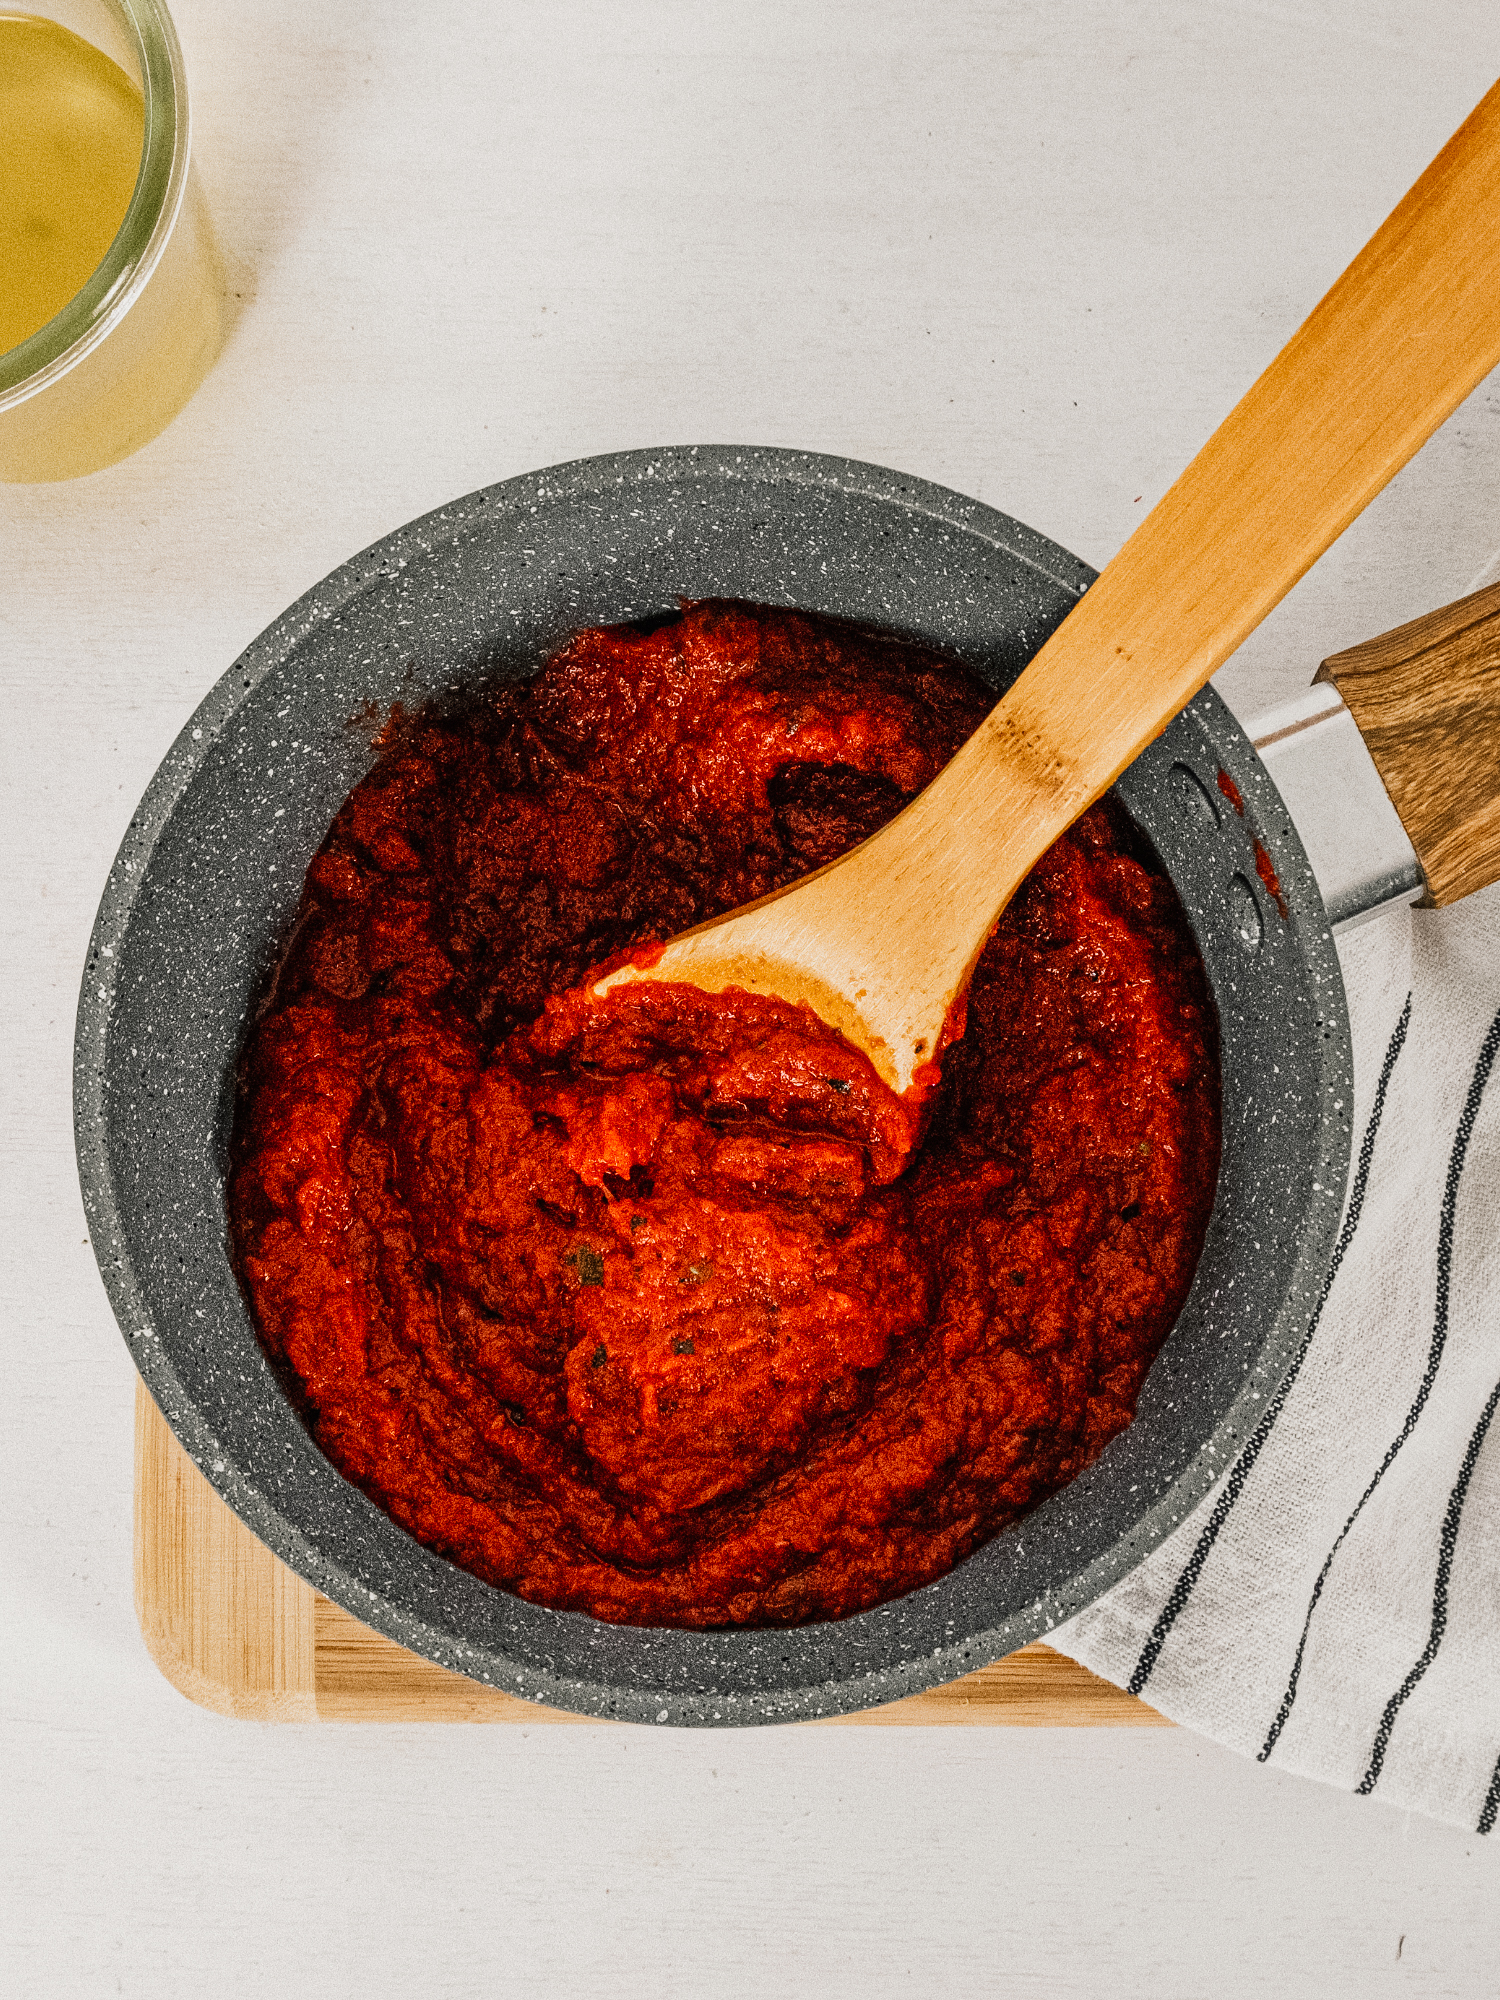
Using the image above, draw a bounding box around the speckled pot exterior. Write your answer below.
[75,446,1351,1724]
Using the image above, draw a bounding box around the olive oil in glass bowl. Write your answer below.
[0,1,224,480]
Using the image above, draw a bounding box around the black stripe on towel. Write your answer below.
[1261,1003,1500,1762]
[1126,996,1412,1697]
[1356,1370,1500,1795]
[1479,1753,1500,1836]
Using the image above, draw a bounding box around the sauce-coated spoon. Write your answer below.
[599,83,1500,1105]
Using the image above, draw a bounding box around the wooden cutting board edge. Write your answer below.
[132,1381,1169,1728]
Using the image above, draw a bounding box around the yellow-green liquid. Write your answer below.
[0,14,145,356]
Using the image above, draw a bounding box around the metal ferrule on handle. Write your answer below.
[1243,684,1423,931]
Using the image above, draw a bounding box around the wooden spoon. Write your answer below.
[598,82,1500,1105]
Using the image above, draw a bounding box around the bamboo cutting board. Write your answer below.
[132,1383,1167,1726]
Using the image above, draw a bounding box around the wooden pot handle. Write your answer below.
[1317,579,1500,907]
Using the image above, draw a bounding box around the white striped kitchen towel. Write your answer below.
[1055,886,1500,1832]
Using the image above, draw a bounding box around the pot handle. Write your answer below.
[1315,579,1500,907]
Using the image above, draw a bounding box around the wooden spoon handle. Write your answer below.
[616,80,1500,1098]
[1318,580,1500,907]
[929,75,1500,894]
[845,75,1500,1048]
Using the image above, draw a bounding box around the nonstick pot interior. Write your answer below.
[76,446,1351,1723]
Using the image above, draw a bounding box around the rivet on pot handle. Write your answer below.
[1236,581,1500,933]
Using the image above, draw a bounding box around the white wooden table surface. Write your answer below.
[6,3,1500,1992]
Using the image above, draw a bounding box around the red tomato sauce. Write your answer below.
[230,602,1220,1627]
[1216,767,1287,918]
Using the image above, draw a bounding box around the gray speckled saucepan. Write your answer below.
[74,445,1350,1724]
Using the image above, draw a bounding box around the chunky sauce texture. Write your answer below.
[230,602,1220,1627]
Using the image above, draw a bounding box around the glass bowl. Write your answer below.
[0,0,223,480]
